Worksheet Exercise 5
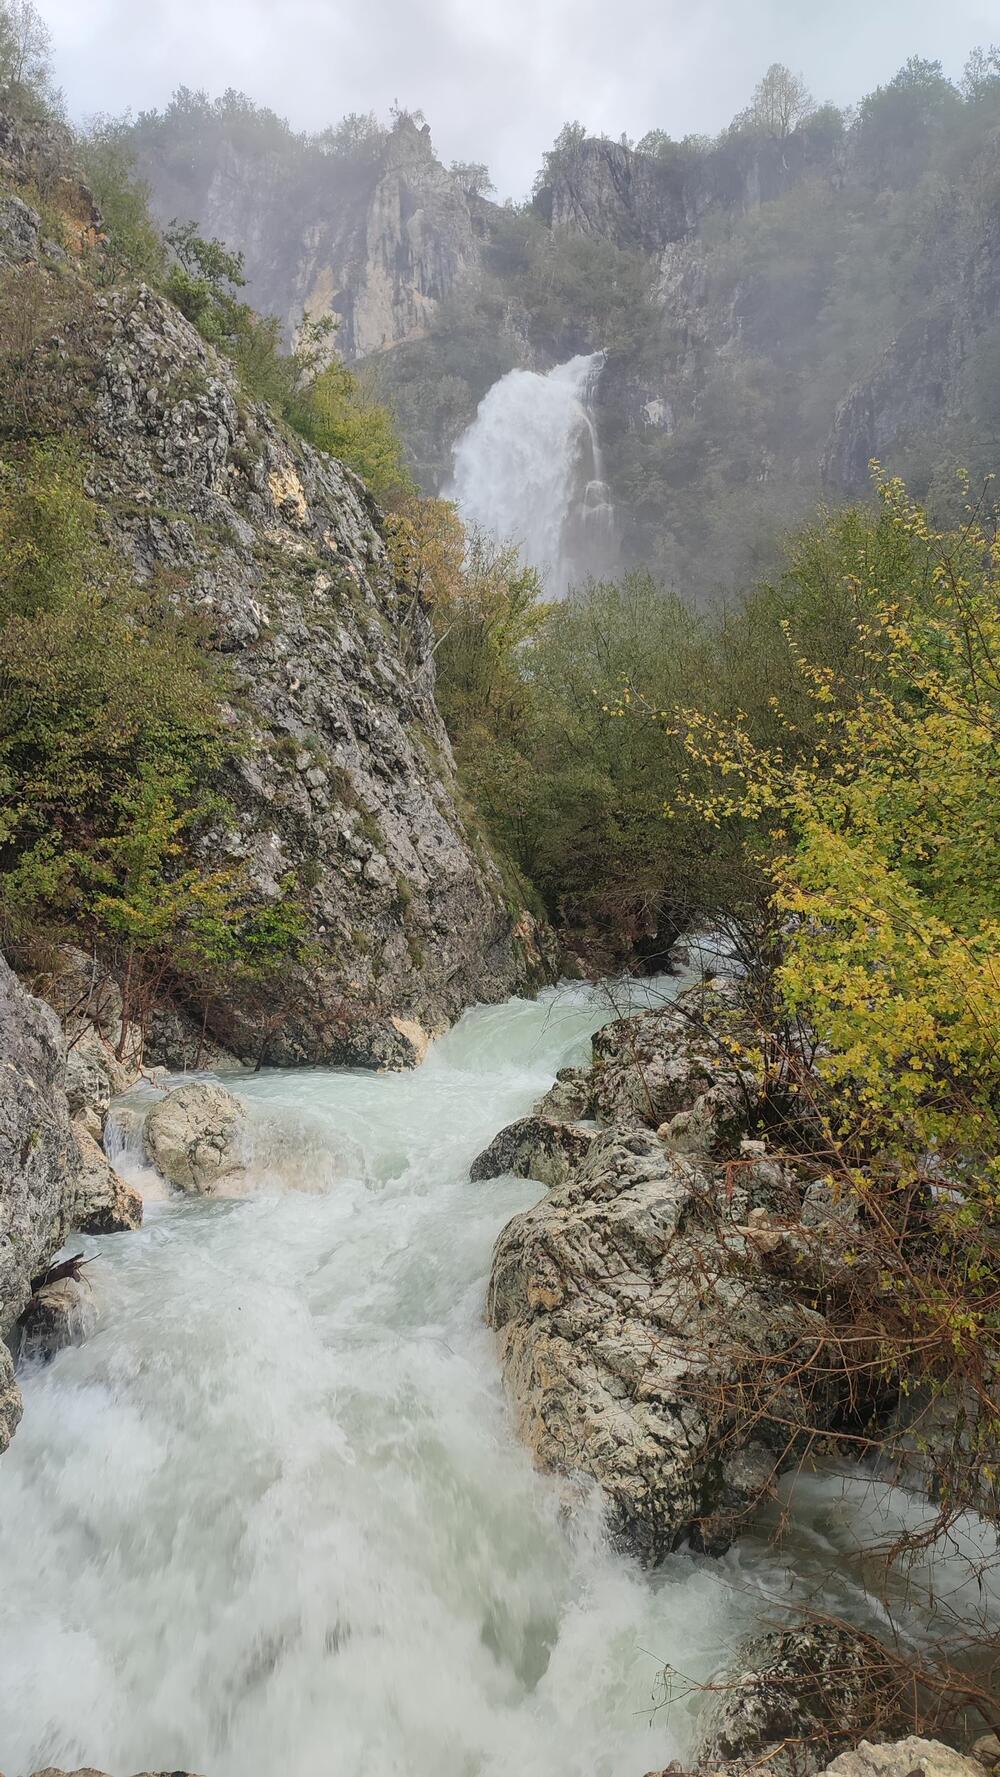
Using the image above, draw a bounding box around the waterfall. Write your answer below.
[449,352,616,598]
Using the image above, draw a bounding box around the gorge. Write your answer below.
[2,16,1000,1777]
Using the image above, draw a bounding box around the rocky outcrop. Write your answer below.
[0,952,78,1450]
[485,980,875,1558]
[80,280,550,1065]
[488,1129,846,1558]
[145,1081,247,1193]
[70,1120,143,1232]
[0,942,146,1450]
[17,1277,95,1362]
[817,1741,991,1777]
[131,113,482,360]
[589,980,761,1145]
[534,1065,594,1121]
[470,1114,597,1187]
[26,1769,204,1776]
[697,1625,886,1777]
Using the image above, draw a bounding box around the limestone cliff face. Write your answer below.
[133,115,482,361]
[534,127,841,251]
[0,110,551,1069]
[86,284,549,1065]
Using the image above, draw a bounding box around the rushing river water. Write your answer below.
[1,977,996,1777]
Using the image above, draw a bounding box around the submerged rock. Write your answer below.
[470,1115,598,1188]
[145,1081,248,1194]
[18,1278,94,1362]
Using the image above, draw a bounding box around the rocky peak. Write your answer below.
[133,114,481,361]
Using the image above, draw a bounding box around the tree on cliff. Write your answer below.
[0,0,59,117]
[738,63,813,139]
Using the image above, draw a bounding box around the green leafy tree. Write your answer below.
[0,0,59,116]
[80,122,167,286]
[0,444,304,1049]
[302,359,414,502]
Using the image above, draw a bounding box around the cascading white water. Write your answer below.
[1,973,996,1777]
[450,354,616,598]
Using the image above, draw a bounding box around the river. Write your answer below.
[0,977,993,1776]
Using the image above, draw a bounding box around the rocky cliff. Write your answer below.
[0,111,551,1068]
[0,955,76,1450]
[126,84,1000,597]
[89,284,548,1064]
[131,113,483,361]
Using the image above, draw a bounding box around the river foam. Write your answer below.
[1,977,995,1775]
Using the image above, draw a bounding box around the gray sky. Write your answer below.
[45,0,995,199]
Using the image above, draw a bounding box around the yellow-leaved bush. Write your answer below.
[675,471,1000,1206]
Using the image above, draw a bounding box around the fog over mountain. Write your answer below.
[43,0,997,196]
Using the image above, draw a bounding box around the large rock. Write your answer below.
[85,281,553,1066]
[70,1120,143,1234]
[144,1081,248,1193]
[818,1741,990,1777]
[698,1625,886,1777]
[470,1114,598,1187]
[0,952,78,1450]
[487,1127,849,1558]
[589,979,761,1143]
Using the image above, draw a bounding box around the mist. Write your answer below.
[42,0,997,197]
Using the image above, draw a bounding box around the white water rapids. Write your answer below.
[450,354,616,598]
[1,977,996,1776]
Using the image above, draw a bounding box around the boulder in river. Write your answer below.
[71,1119,143,1233]
[145,1080,248,1194]
[18,1277,95,1362]
[470,1114,598,1187]
[696,1623,888,1777]
[817,1741,991,1777]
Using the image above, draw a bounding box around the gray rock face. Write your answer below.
[470,1114,597,1188]
[133,114,482,361]
[145,1081,248,1194]
[698,1625,884,1777]
[0,952,78,1452]
[83,281,550,1066]
[0,958,76,1332]
[487,1125,841,1558]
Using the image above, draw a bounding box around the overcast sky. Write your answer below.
[44,0,995,198]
